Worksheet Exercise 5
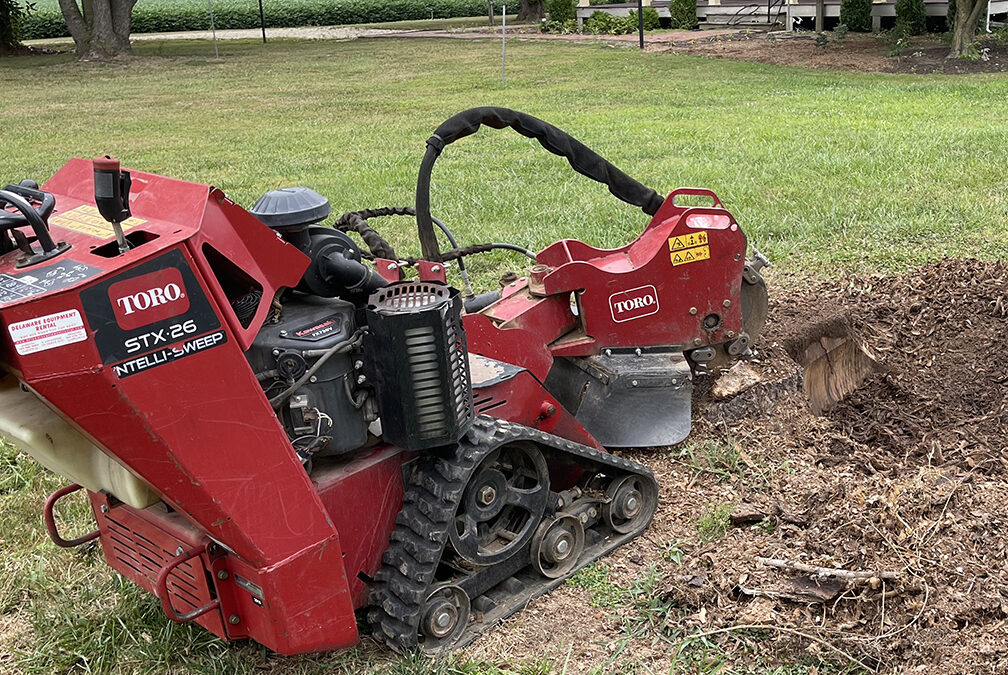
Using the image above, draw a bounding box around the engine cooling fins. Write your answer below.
[367,415,658,653]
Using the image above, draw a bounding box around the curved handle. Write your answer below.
[416,107,665,261]
[0,188,58,253]
[44,484,101,548]
[668,187,723,209]
[155,541,221,623]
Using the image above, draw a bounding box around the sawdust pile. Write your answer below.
[469,258,1008,674]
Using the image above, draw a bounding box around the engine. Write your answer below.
[245,186,473,467]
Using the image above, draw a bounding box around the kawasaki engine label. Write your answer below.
[80,249,225,376]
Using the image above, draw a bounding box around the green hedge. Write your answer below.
[583,8,659,34]
[894,0,926,34]
[544,0,576,22]
[23,0,489,40]
[2,0,31,50]
[839,0,871,31]
[668,0,695,29]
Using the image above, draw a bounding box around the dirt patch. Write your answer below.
[663,31,1008,74]
[466,258,1008,673]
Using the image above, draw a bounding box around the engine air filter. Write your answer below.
[367,282,473,451]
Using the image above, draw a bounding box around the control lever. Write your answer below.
[93,156,132,254]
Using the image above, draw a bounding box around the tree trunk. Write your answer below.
[516,0,544,22]
[948,0,987,57]
[58,0,135,59]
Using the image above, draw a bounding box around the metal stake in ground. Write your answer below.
[259,0,267,43]
[207,0,219,57]
[501,2,507,87]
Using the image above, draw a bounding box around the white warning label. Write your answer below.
[8,309,88,356]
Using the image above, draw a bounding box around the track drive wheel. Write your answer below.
[448,442,550,565]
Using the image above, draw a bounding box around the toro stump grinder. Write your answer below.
[0,108,769,654]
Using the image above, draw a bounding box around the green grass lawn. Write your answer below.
[0,36,1006,675]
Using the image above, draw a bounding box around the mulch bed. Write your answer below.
[467,258,1008,673]
[663,31,1008,74]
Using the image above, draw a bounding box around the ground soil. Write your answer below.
[465,258,1008,673]
[662,31,1008,74]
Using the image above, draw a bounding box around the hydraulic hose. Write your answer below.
[416,107,666,261]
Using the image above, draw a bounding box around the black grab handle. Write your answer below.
[415,107,665,261]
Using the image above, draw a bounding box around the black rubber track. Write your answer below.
[367,415,658,653]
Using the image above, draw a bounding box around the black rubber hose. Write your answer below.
[416,107,666,261]
[319,252,389,296]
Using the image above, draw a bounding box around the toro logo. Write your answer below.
[609,285,660,323]
[108,268,190,331]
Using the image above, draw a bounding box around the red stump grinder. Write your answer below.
[0,108,768,654]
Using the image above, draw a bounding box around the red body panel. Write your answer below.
[1,160,748,655]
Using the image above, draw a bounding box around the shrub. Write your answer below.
[839,0,871,32]
[544,0,576,22]
[633,6,661,30]
[894,0,926,35]
[22,0,491,40]
[1,0,33,52]
[667,0,696,29]
[541,17,577,31]
[584,9,616,33]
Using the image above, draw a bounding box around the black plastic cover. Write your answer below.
[366,282,473,451]
[250,187,331,229]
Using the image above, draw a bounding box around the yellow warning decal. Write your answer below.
[668,231,709,252]
[49,205,146,239]
[671,245,710,266]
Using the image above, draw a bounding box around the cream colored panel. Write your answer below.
[0,378,160,509]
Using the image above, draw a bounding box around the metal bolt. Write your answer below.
[693,338,703,346]
[689,307,698,315]
[625,496,639,513]
[387,263,398,271]
[354,360,363,369]
[309,376,317,383]
[723,299,731,308]
[478,486,497,506]
[634,348,642,357]
[726,331,735,338]
[605,349,612,356]
[579,513,589,524]
[357,374,366,384]
[734,253,741,261]
[431,265,442,273]
[588,508,598,518]
[272,349,280,356]
[176,546,184,556]
[279,330,287,337]
[228,614,241,625]
[100,504,109,513]
[631,380,638,387]
[217,570,229,580]
[435,611,453,629]
[555,538,570,556]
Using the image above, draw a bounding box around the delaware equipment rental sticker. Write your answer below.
[8,310,88,356]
